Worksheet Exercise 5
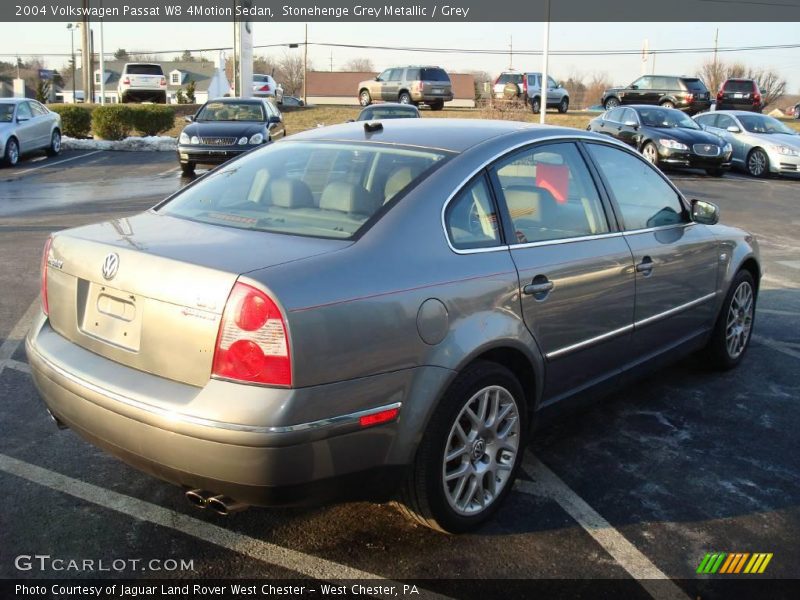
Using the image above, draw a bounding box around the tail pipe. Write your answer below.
[185,489,248,515]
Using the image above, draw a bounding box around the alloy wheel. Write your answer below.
[726,281,754,359]
[604,98,619,110]
[359,91,371,106]
[442,385,520,516]
[748,150,767,177]
[642,143,658,164]
[7,139,18,165]
[52,132,61,154]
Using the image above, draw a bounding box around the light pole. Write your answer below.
[539,0,550,125]
[66,23,76,102]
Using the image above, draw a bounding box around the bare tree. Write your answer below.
[747,68,786,108]
[585,72,613,108]
[698,59,727,96]
[344,58,374,72]
[276,51,308,96]
[466,70,492,101]
[253,54,279,77]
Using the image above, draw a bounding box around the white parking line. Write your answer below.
[777,260,800,270]
[758,308,800,317]
[7,150,103,178]
[0,299,40,377]
[761,273,800,290]
[519,454,691,600]
[0,453,452,599]
[0,359,31,374]
[752,334,800,360]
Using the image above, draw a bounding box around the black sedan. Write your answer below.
[588,105,732,176]
[178,98,286,175]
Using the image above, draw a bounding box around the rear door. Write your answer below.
[381,68,402,101]
[616,108,641,147]
[585,143,719,361]
[490,141,635,404]
[28,101,52,148]
[13,101,37,152]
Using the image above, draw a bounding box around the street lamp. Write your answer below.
[66,23,76,102]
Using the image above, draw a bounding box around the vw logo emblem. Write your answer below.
[471,438,486,461]
[101,253,119,280]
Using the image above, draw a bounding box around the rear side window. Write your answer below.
[126,64,164,76]
[422,68,450,82]
[681,78,708,92]
[405,68,421,80]
[724,80,756,93]
[445,175,501,250]
[586,144,687,230]
[492,143,610,244]
[160,142,448,239]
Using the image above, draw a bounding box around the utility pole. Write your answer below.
[67,24,76,102]
[80,0,90,103]
[329,50,333,72]
[303,23,308,105]
[509,35,513,70]
[539,0,550,124]
[99,1,105,104]
[713,28,719,90]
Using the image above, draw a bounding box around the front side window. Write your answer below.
[547,76,558,88]
[631,76,652,90]
[445,175,501,250]
[694,113,717,128]
[16,102,32,119]
[493,143,610,244]
[160,141,448,239]
[587,144,687,230]
[0,104,13,123]
[714,114,736,130]
[377,70,391,82]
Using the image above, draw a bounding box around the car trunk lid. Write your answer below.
[45,212,349,386]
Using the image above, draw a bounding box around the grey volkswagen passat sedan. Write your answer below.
[27,120,760,533]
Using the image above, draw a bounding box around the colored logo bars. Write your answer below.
[697,552,773,574]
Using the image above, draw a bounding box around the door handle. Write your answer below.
[523,276,554,297]
[636,256,654,275]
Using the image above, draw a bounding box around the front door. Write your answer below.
[585,143,720,361]
[490,141,635,403]
[13,101,37,153]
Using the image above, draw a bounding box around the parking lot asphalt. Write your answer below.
[0,151,798,598]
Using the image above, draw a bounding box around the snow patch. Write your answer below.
[62,136,177,152]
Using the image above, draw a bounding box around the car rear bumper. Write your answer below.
[25,315,440,506]
[413,93,454,103]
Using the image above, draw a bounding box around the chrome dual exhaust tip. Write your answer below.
[185,489,247,515]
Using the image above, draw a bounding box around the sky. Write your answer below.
[2,21,800,93]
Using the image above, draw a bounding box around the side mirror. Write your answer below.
[16,116,30,122]
[623,120,639,129]
[691,199,719,225]
[184,115,194,123]
[268,115,281,124]
[726,125,741,133]
[630,84,638,90]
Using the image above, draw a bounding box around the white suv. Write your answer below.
[118,63,167,104]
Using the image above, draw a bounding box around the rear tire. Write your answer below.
[359,89,372,107]
[705,167,725,177]
[46,130,61,157]
[180,162,195,175]
[558,97,569,114]
[397,360,527,533]
[398,91,412,105]
[429,100,444,111]
[702,270,756,370]
[530,96,541,114]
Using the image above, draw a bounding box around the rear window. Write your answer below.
[253,75,271,83]
[125,64,164,76]
[680,78,708,92]
[160,141,449,239]
[724,80,756,93]
[421,68,450,82]
[358,105,419,120]
[497,73,523,85]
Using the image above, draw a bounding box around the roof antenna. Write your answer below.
[364,121,383,133]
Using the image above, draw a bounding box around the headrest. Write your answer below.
[384,166,417,202]
[269,179,314,208]
[503,186,556,221]
[320,181,377,215]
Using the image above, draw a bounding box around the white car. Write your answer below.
[118,63,167,104]
[0,98,61,167]
[252,74,284,104]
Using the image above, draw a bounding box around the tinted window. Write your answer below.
[681,78,708,92]
[606,107,625,122]
[196,101,264,121]
[637,107,700,129]
[388,69,404,81]
[358,105,419,120]
[446,175,501,250]
[738,114,795,135]
[161,142,448,239]
[587,144,687,230]
[125,64,163,76]
[651,76,671,89]
[377,70,391,81]
[16,102,32,119]
[724,80,756,93]
[422,68,450,82]
[714,114,736,129]
[494,143,609,244]
[621,108,638,124]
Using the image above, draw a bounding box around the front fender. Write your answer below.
[710,224,761,315]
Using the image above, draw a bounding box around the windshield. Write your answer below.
[159,141,449,239]
[358,106,419,120]
[0,104,13,123]
[638,107,700,130]
[738,114,795,135]
[196,101,265,122]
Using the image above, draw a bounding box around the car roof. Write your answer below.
[206,97,264,104]
[286,119,589,153]
[0,98,26,105]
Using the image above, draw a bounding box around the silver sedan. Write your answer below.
[27,119,760,532]
[694,110,800,177]
[0,98,62,167]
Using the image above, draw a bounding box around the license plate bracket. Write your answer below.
[79,281,142,352]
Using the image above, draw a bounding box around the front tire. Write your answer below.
[359,89,372,107]
[3,137,19,166]
[705,167,725,177]
[180,162,195,176]
[604,97,620,110]
[642,141,660,166]
[397,361,526,533]
[558,97,569,114]
[746,148,769,178]
[530,96,541,114]
[46,130,62,157]
[703,270,756,370]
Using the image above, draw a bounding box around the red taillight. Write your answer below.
[522,77,528,93]
[753,93,761,105]
[359,407,399,428]
[717,91,723,102]
[212,282,291,386]
[122,77,130,85]
[160,77,166,86]
[686,93,694,102]
[40,237,52,316]
[259,84,270,92]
